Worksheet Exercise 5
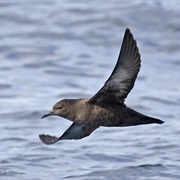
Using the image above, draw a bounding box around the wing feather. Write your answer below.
[39,123,98,145]
[89,28,141,104]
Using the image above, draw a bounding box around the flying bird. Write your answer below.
[39,28,164,145]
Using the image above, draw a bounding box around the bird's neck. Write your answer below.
[66,98,90,122]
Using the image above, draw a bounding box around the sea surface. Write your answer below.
[0,1,180,179]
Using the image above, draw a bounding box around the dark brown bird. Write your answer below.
[39,28,164,145]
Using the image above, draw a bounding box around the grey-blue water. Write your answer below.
[0,1,180,179]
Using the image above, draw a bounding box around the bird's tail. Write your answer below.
[140,115,164,125]
[119,107,164,127]
[120,115,164,127]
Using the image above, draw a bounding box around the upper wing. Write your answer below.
[89,28,141,104]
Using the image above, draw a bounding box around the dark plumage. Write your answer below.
[39,28,164,145]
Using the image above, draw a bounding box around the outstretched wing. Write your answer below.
[89,28,141,104]
[39,123,98,145]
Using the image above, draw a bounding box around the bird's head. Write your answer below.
[41,99,77,120]
[41,99,68,119]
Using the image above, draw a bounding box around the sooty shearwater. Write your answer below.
[39,28,164,145]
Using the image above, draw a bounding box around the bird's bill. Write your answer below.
[41,112,53,119]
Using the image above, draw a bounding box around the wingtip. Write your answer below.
[125,28,130,32]
[125,28,131,34]
[39,134,59,145]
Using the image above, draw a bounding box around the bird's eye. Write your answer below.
[59,106,63,109]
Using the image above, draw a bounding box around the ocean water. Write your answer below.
[0,1,180,179]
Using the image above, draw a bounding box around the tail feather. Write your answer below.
[120,107,165,126]
[141,116,164,125]
[121,115,164,127]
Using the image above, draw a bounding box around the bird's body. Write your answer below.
[39,28,164,145]
[52,98,162,127]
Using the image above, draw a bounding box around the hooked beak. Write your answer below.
[41,111,54,119]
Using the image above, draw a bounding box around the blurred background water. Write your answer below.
[0,1,180,179]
